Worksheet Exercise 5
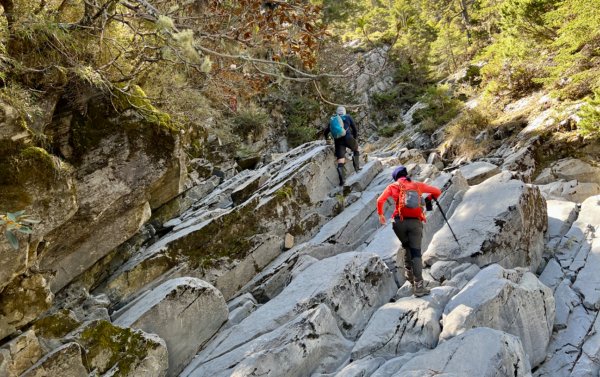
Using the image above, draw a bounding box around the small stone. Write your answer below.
[284,233,295,250]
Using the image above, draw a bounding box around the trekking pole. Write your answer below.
[433,198,461,248]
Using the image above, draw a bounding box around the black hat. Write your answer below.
[392,166,408,181]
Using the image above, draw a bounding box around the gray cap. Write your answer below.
[336,106,346,115]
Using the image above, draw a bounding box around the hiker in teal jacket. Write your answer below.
[323,106,360,185]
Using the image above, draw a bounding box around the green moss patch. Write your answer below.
[33,309,81,339]
[76,320,162,375]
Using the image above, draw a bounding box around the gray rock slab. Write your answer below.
[539,259,564,291]
[371,353,422,377]
[343,160,383,193]
[329,357,386,377]
[442,264,480,291]
[554,278,580,330]
[352,286,456,360]
[113,277,227,376]
[181,304,352,377]
[538,179,600,203]
[430,261,460,282]
[458,161,500,185]
[196,252,396,363]
[423,172,547,272]
[556,195,600,266]
[441,264,554,367]
[310,191,379,245]
[571,311,600,377]
[20,343,87,377]
[534,305,595,376]
[421,171,469,252]
[547,200,579,241]
[550,158,600,185]
[361,223,402,284]
[392,328,531,377]
[501,144,536,182]
[572,237,600,309]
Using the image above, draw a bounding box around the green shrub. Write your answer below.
[287,125,317,148]
[578,91,600,136]
[413,85,461,134]
[285,97,320,148]
[231,107,269,139]
[378,123,405,137]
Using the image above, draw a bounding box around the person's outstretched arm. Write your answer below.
[323,123,331,140]
[418,183,442,200]
[377,185,393,224]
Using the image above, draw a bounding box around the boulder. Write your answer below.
[429,261,459,282]
[535,158,600,185]
[537,179,600,203]
[0,273,53,341]
[440,264,554,367]
[351,286,456,360]
[196,252,396,362]
[0,330,42,376]
[70,320,168,377]
[423,172,547,272]
[421,171,469,252]
[501,145,536,182]
[458,161,500,185]
[181,304,352,377]
[442,264,480,291]
[393,328,531,376]
[361,223,403,285]
[37,96,186,293]
[113,277,227,376]
[20,343,87,377]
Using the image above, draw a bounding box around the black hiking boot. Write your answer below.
[352,154,360,172]
[337,163,345,186]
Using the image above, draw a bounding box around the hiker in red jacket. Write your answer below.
[376,165,441,297]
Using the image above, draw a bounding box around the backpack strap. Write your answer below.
[395,181,406,216]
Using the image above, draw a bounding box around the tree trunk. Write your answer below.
[460,0,472,45]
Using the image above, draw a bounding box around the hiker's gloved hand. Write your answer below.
[378,214,386,225]
[425,197,433,211]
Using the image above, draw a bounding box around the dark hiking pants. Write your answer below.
[392,217,424,281]
[334,133,358,159]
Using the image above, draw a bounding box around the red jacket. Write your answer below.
[377,177,441,222]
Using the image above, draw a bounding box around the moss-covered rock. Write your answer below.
[20,342,87,377]
[36,88,185,293]
[0,273,53,342]
[32,310,81,340]
[71,320,167,377]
